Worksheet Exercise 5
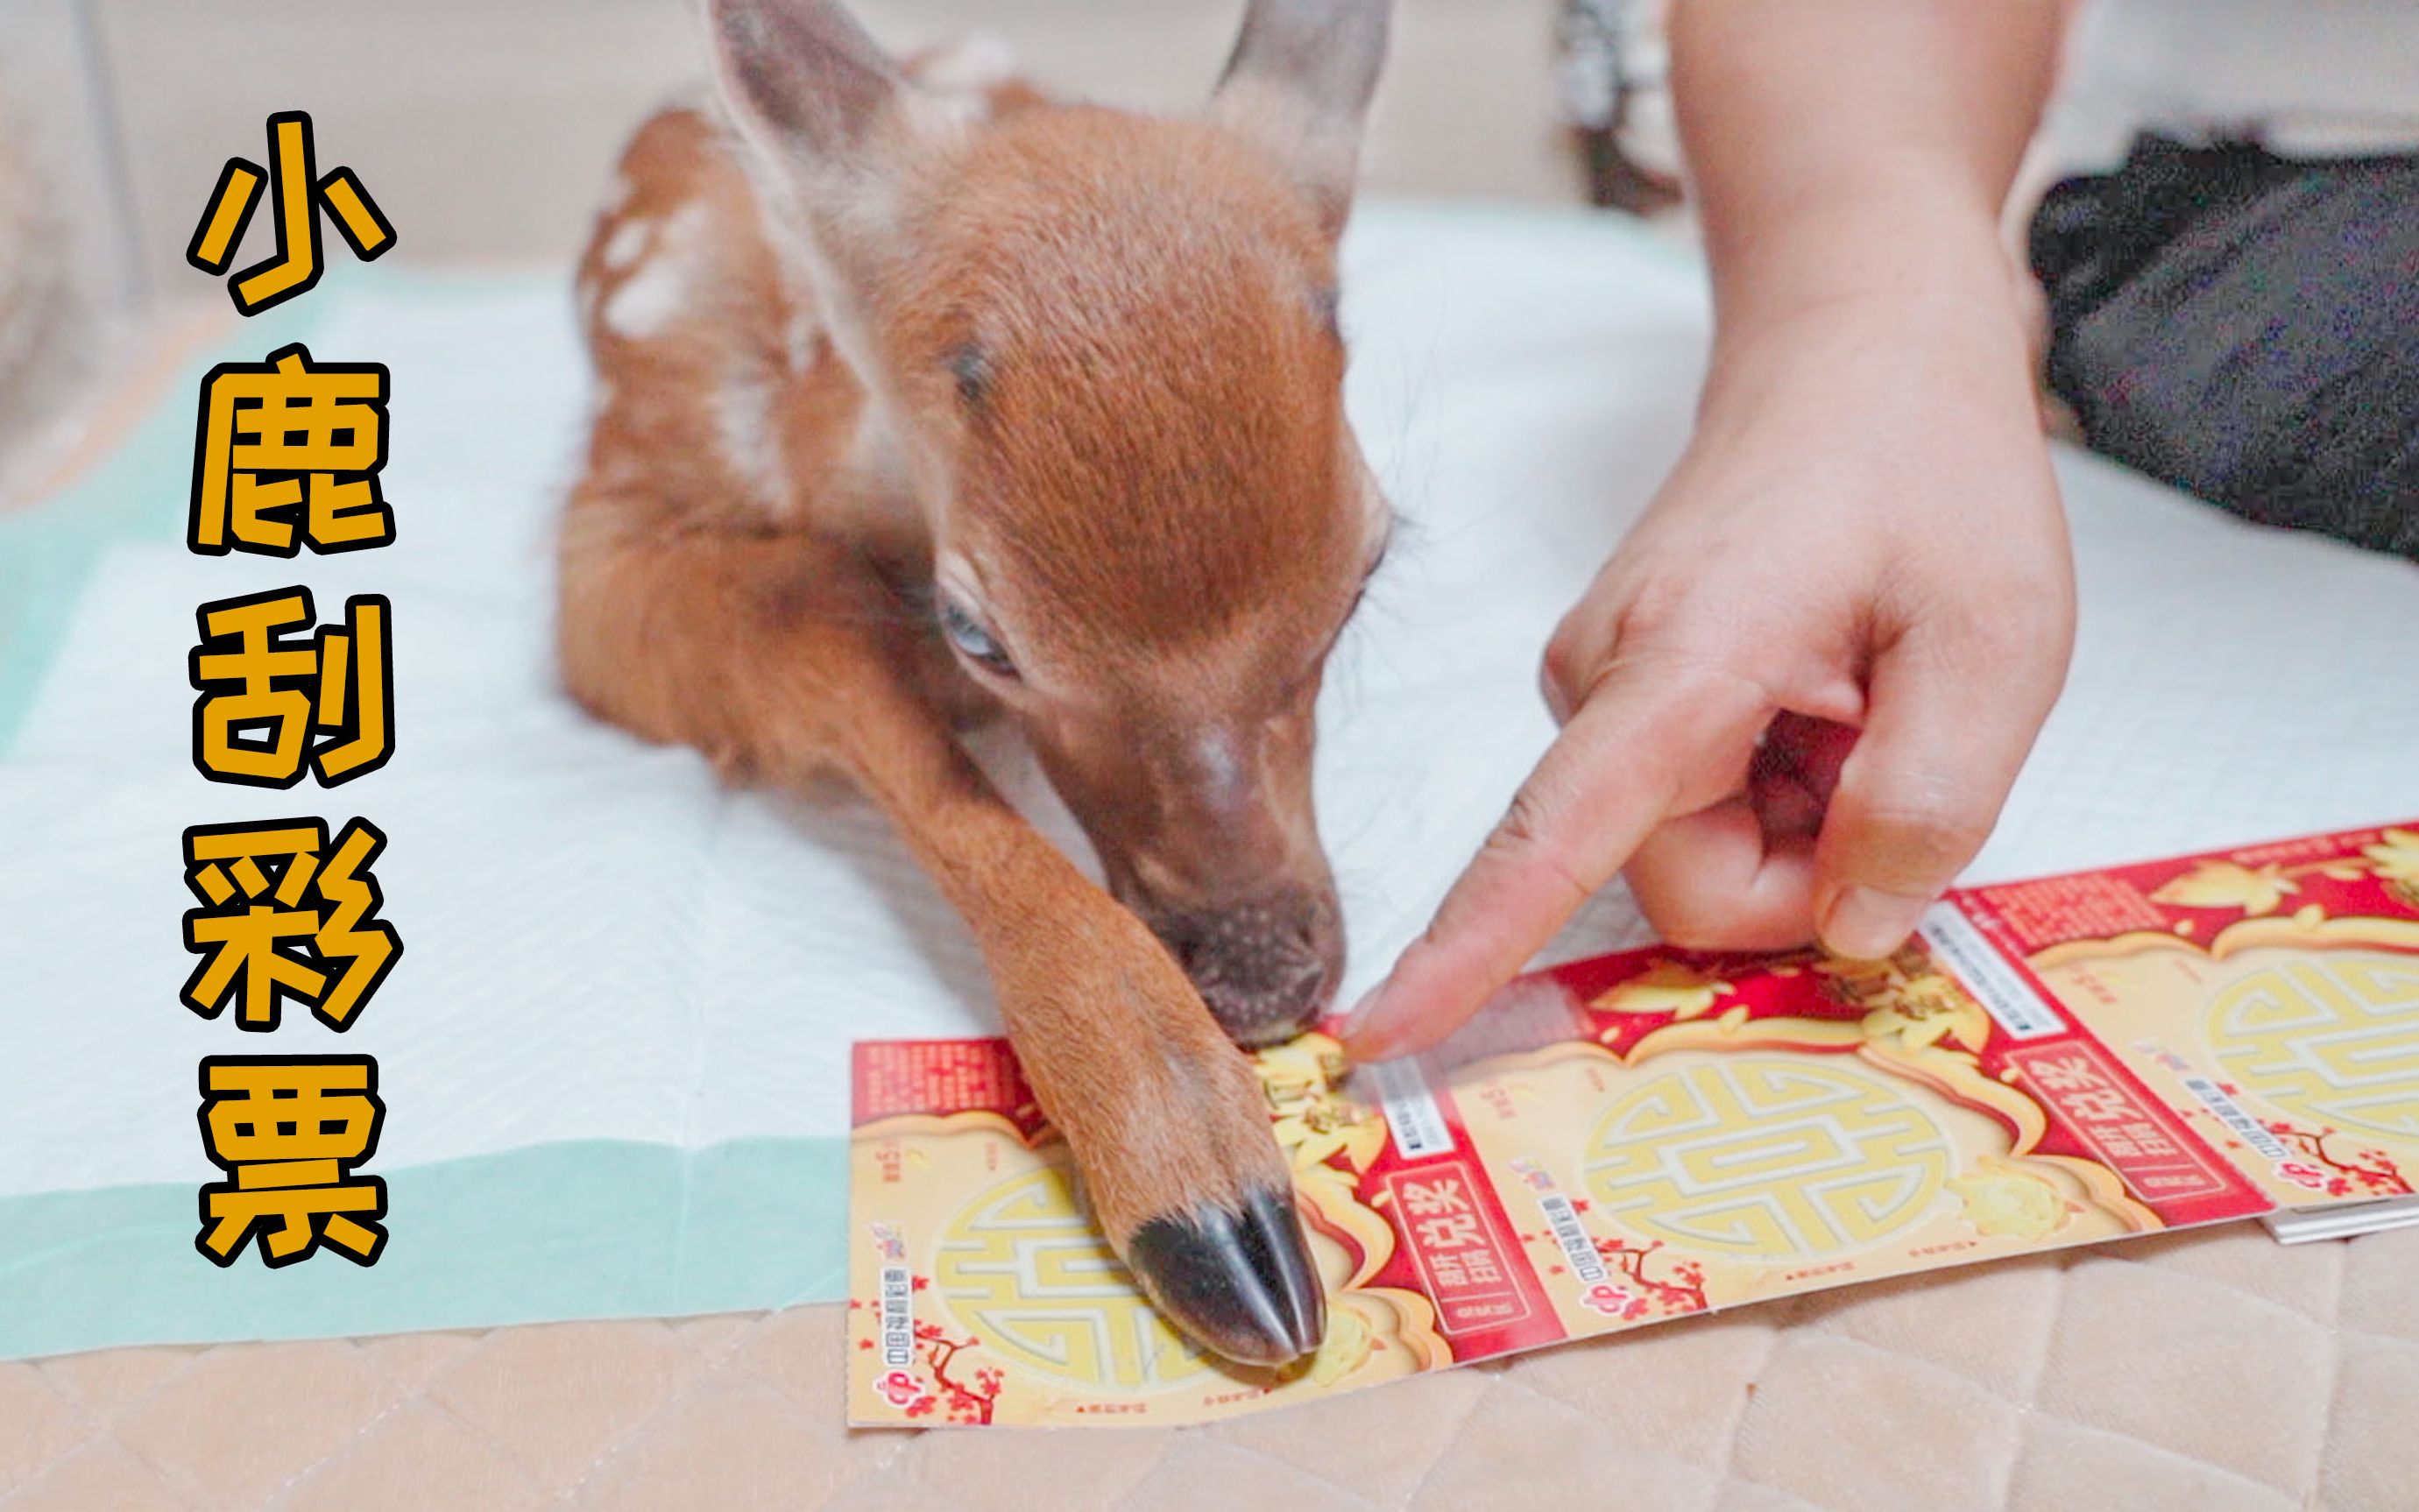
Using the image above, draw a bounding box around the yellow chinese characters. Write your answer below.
[183,111,404,1272]
[186,111,393,315]
[180,819,402,1031]
[189,588,393,787]
[191,343,393,555]
[195,1056,387,1267]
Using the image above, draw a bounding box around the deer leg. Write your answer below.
[558,503,1326,1364]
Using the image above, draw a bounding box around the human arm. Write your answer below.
[1345,0,2076,1058]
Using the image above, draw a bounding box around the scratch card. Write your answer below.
[845,822,2419,1426]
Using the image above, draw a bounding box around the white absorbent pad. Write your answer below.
[0,202,2414,1360]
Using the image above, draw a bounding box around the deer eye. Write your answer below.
[946,342,991,409]
[937,597,1016,677]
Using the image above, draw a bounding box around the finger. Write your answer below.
[1620,711,1850,951]
[1625,794,1821,952]
[1622,719,1840,950]
[1749,750,1827,841]
[1814,623,2062,957]
[1538,562,1628,726]
[1344,666,1765,1060]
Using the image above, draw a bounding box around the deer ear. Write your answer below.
[708,0,918,225]
[1209,0,1391,237]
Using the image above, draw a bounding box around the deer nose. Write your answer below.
[1147,893,1341,1047]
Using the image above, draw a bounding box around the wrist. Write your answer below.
[1702,158,2020,335]
[1696,212,2040,433]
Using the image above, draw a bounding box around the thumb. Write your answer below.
[1814,621,2061,957]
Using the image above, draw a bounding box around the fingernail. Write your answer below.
[1821,886,1928,960]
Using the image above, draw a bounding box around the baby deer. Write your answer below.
[560,0,1392,1364]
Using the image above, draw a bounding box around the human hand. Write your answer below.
[1345,275,2074,1060]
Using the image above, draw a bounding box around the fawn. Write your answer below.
[559,0,1393,1364]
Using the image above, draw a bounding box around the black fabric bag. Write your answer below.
[2028,134,2419,560]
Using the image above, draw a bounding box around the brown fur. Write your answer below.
[558,31,1383,1252]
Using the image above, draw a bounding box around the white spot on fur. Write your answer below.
[890,32,1015,140]
[602,201,708,340]
[600,217,650,271]
[914,32,1015,95]
[715,364,790,512]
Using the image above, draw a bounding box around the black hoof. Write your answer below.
[1124,1184,1327,1367]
